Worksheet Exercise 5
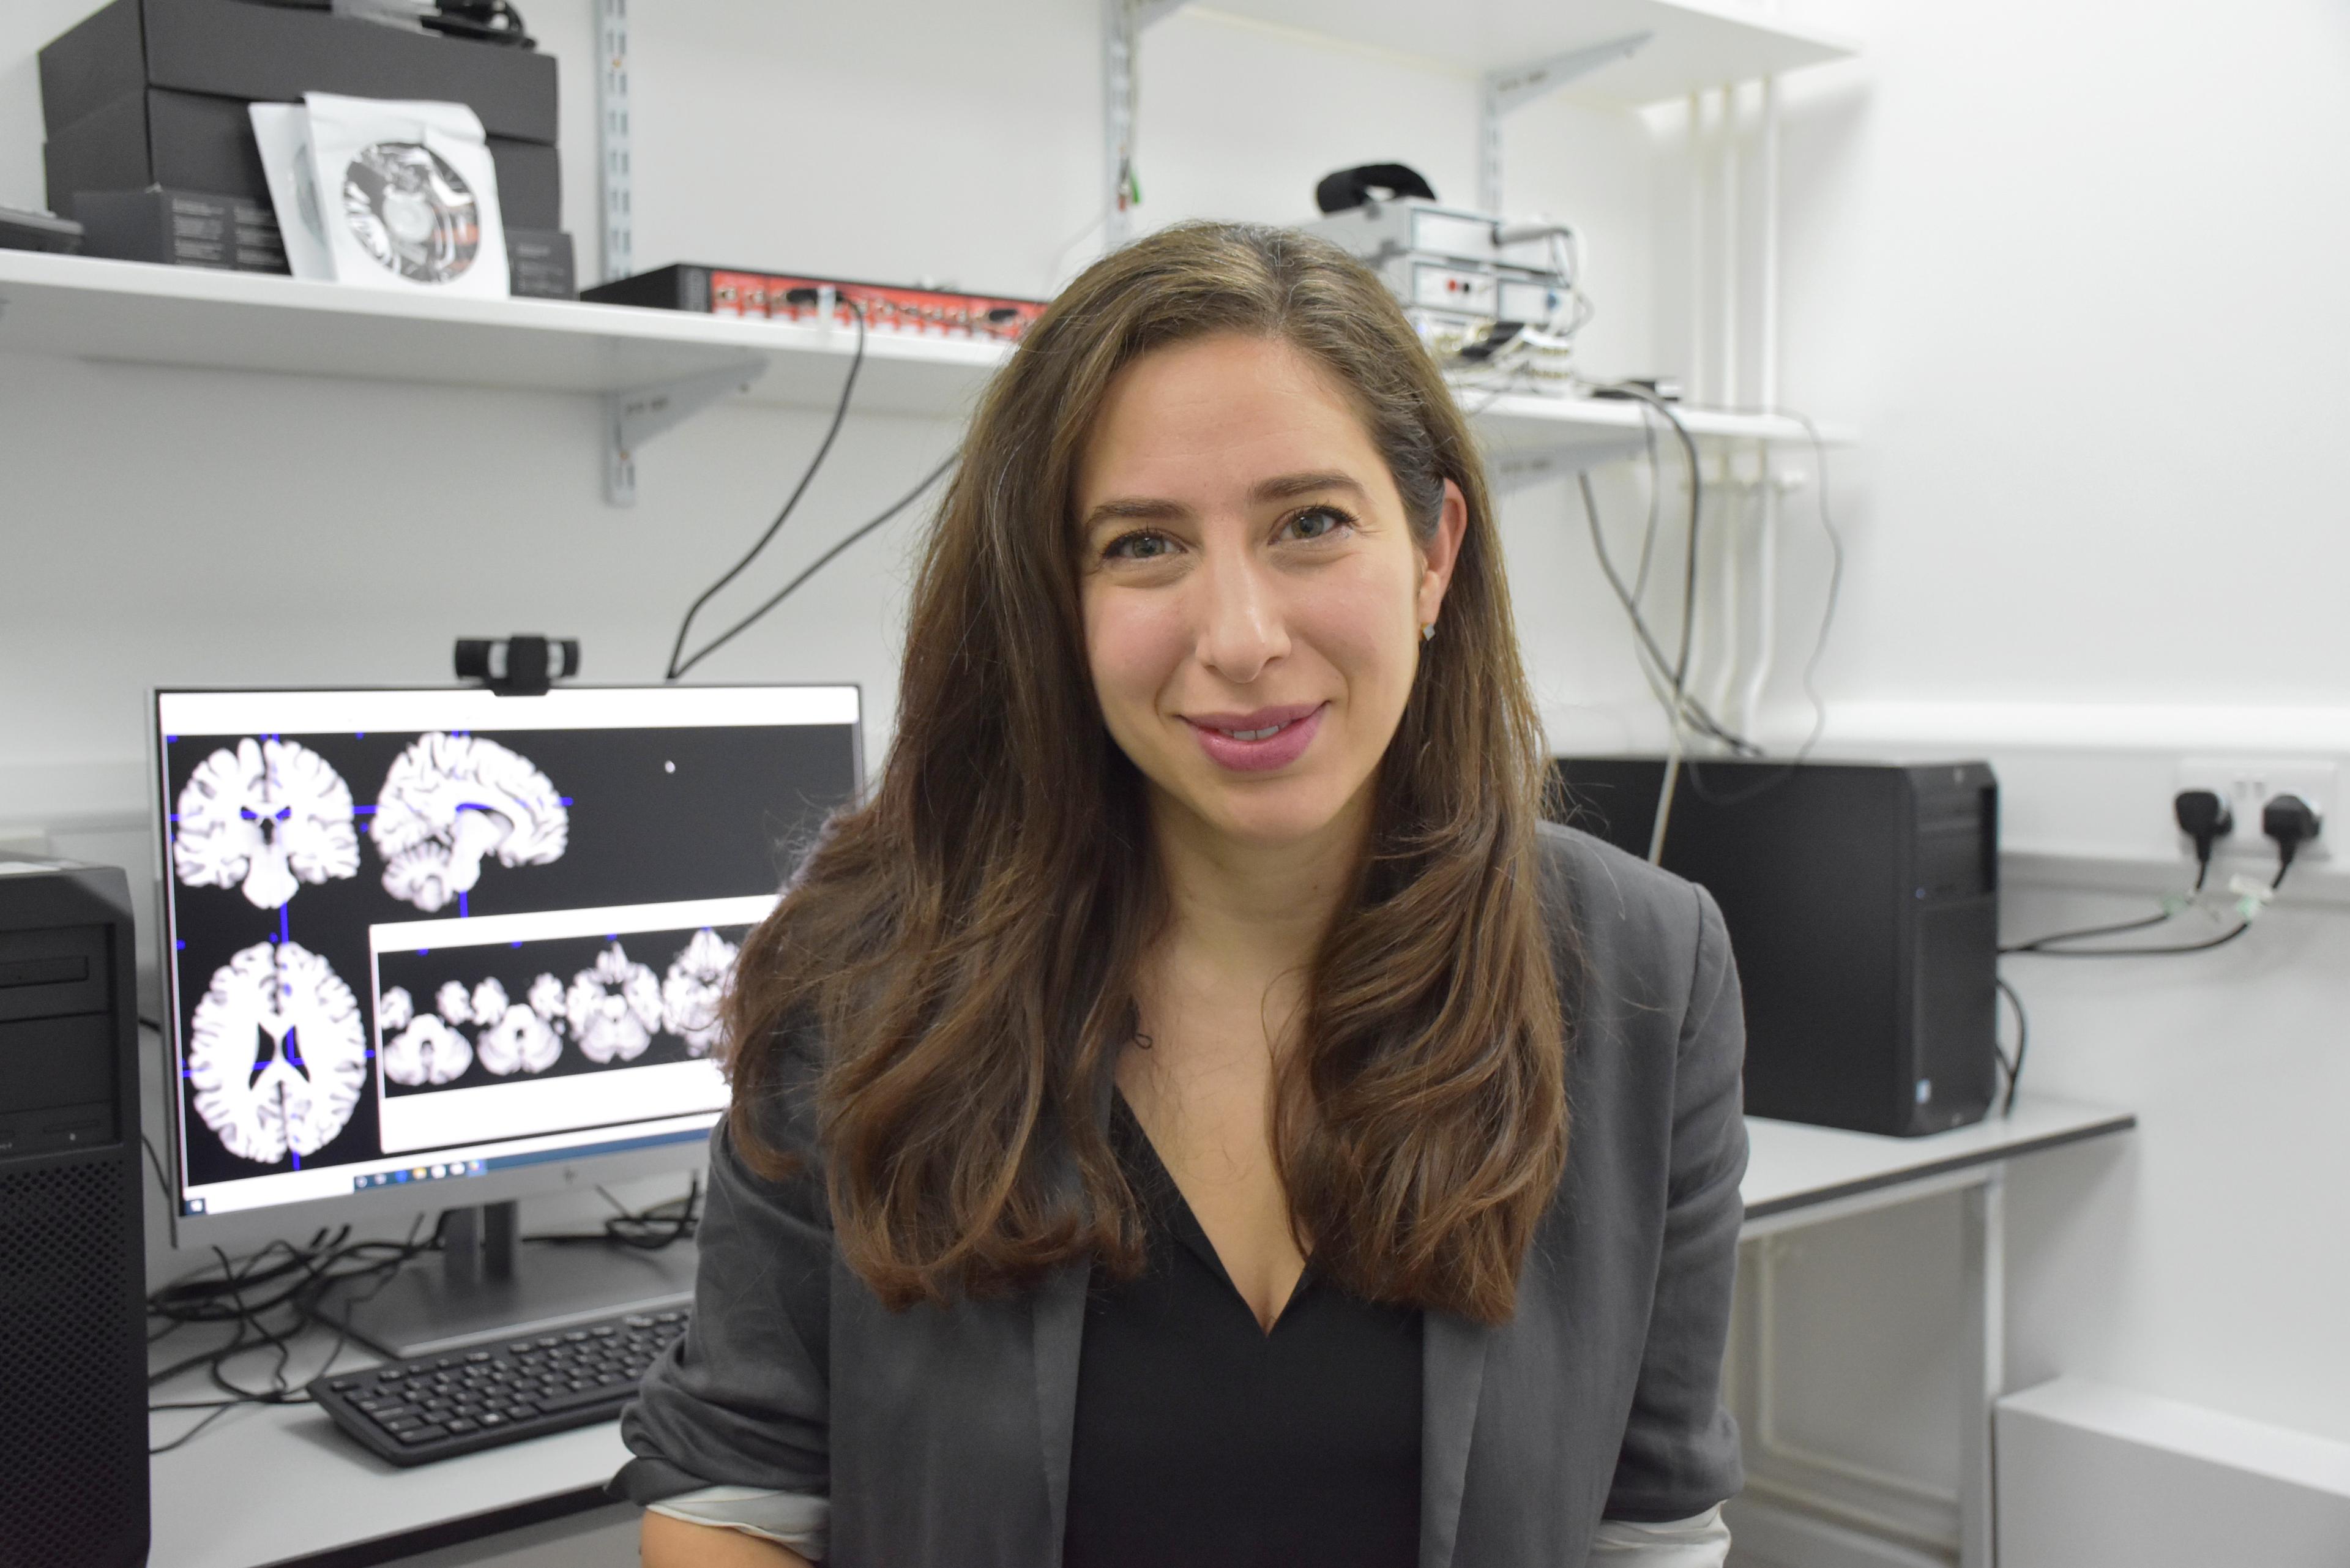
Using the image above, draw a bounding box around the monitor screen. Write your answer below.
[151,685,859,1220]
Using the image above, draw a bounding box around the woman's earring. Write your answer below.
[1420,621,1437,643]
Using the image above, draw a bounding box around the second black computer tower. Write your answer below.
[0,861,149,1568]
[1550,758,2000,1137]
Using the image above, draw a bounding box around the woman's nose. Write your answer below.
[1195,550,1288,685]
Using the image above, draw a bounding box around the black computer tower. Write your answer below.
[1550,758,2000,1137]
[0,861,149,1567]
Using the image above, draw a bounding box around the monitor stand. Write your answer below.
[315,1200,698,1362]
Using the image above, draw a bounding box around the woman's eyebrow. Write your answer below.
[1081,496,1190,531]
[1251,470,1367,503]
[1079,471,1367,533]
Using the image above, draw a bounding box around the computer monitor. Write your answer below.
[149,684,859,1350]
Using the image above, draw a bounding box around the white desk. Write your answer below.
[149,1097,2133,1568]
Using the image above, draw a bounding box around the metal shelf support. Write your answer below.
[597,0,633,285]
[1102,0,1192,250]
[1479,33,1652,213]
[605,360,766,506]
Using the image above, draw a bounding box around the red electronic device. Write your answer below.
[586,264,1045,343]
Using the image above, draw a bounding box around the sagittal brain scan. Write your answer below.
[370,733,569,913]
[342,141,480,283]
[661,927,740,1056]
[567,941,665,1064]
[187,940,368,1163]
[173,737,360,909]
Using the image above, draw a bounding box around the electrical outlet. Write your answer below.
[2176,758,2337,864]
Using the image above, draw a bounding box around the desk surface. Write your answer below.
[150,1096,2135,1568]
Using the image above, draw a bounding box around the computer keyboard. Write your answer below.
[308,1309,688,1466]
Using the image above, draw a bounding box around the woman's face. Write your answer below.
[1075,333,1465,853]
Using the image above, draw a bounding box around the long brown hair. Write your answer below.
[722,221,1567,1324]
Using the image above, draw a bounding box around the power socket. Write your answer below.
[2176,758,2336,864]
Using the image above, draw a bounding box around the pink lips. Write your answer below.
[1184,701,1327,774]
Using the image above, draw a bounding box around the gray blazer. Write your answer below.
[619,822,1748,1566]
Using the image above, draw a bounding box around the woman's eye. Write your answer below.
[1280,504,1354,542]
[1103,530,1177,562]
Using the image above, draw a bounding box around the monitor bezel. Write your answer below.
[145,681,862,1249]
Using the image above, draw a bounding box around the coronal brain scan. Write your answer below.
[382,1014,473,1087]
[567,943,663,1064]
[661,927,740,1056]
[173,737,360,909]
[370,733,569,913]
[187,941,368,1163]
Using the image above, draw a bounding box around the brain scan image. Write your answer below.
[435,980,475,1025]
[661,928,740,1056]
[378,985,414,1033]
[470,976,509,1025]
[174,737,360,909]
[370,733,569,913]
[186,941,367,1163]
[526,972,567,1027]
[565,943,663,1064]
[382,1014,474,1086]
[477,1004,562,1076]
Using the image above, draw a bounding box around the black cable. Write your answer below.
[1996,975,2027,1116]
[2007,859,2292,958]
[1680,411,1847,808]
[665,298,870,681]
[145,1218,439,1453]
[668,451,959,681]
[1597,382,1704,697]
[525,1177,703,1250]
[140,1132,172,1208]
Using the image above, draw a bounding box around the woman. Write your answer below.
[624,222,1747,1567]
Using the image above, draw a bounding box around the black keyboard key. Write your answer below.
[397,1424,449,1445]
[536,1380,635,1414]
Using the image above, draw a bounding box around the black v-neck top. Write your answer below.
[1061,1097,1424,1568]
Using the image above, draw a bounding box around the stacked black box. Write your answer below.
[39,0,563,265]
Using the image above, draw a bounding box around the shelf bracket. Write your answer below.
[1102,0,1190,251]
[1488,436,1648,496]
[1479,32,1652,213]
[604,360,765,507]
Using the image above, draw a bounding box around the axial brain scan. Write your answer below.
[370,733,569,913]
[526,971,566,1025]
[382,1014,474,1086]
[566,943,663,1064]
[174,737,361,909]
[662,927,740,1056]
[435,980,476,1025]
[477,1003,562,1076]
[187,941,367,1163]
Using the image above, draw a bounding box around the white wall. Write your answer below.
[6,0,2348,1516]
[1714,0,2350,1540]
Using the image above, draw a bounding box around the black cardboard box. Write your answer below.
[506,228,574,299]
[39,0,558,145]
[76,186,287,271]
[44,86,560,228]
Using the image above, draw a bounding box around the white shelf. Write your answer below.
[0,249,1004,421]
[0,251,1844,495]
[1191,0,1856,102]
[1471,387,1845,476]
